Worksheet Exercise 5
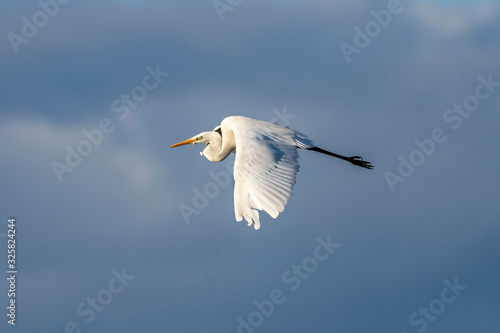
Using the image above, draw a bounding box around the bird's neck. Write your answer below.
[202,132,234,162]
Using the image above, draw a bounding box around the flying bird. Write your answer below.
[170,116,373,229]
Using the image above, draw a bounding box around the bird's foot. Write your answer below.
[348,156,374,170]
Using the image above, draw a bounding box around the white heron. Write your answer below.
[170,116,373,229]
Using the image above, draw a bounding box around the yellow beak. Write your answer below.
[170,137,196,148]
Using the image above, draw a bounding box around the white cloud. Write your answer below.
[413,1,499,35]
[0,117,175,226]
[113,147,166,192]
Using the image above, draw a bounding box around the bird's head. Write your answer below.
[170,126,226,161]
[169,131,219,148]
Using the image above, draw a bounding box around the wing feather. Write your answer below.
[222,116,311,230]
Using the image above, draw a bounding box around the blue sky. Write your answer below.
[1,0,499,332]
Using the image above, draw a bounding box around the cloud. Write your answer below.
[0,118,175,229]
[1,1,499,332]
[414,1,499,35]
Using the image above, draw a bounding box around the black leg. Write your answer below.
[305,147,374,170]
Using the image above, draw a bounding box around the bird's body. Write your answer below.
[170,116,372,230]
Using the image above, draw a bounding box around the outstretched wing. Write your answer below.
[222,116,313,230]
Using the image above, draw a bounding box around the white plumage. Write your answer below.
[226,117,313,229]
[170,116,372,230]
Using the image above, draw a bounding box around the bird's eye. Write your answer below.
[196,136,203,140]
